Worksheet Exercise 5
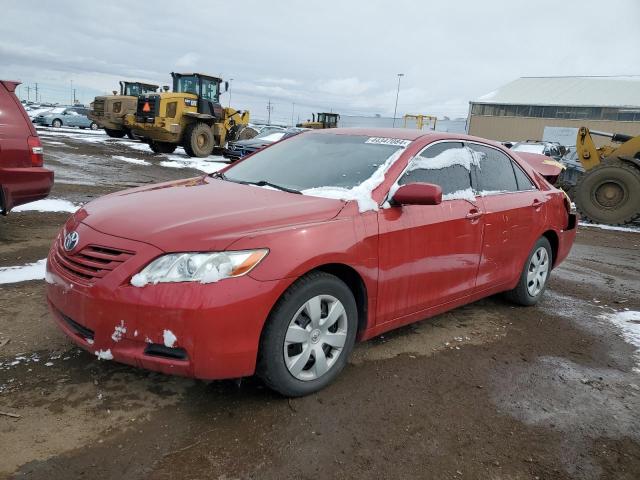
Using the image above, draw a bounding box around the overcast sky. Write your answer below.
[1,0,638,123]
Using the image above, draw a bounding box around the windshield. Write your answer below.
[225,133,405,191]
[124,83,156,96]
[174,76,199,95]
[513,144,545,154]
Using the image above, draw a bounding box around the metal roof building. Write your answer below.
[467,76,640,145]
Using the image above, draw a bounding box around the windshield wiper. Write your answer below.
[247,180,302,194]
[210,171,226,180]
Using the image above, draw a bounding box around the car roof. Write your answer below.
[311,127,435,140]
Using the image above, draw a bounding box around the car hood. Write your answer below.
[79,176,346,252]
[232,138,273,148]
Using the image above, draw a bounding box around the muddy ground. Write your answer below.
[1,127,639,479]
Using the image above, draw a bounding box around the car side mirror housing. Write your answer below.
[392,183,442,206]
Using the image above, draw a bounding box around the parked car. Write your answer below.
[34,106,98,129]
[46,128,576,396]
[511,141,565,160]
[224,127,305,160]
[0,80,54,214]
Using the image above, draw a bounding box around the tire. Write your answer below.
[126,129,140,140]
[52,119,62,128]
[90,122,98,130]
[574,160,640,225]
[105,128,126,138]
[149,141,177,154]
[258,271,358,397]
[183,122,214,157]
[505,237,552,306]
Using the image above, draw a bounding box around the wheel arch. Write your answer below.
[542,229,559,268]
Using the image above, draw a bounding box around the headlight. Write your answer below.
[130,249,268,287]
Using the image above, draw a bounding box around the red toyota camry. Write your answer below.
[46,128,576,396]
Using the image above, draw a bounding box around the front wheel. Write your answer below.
[258,272,358,397]
[105,128,126,138]
[505,237,552,306]
[90,122,98,130]
[183,122,214,157]
[52,119,62,128]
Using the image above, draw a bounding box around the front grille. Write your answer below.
[51,237,134,284]
[93,99,105,116]
[136,94,159,123]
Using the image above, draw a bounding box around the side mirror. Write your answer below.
[224,81,229,92]
[392,183,442,206]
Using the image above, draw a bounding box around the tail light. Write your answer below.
[28,136,44,167]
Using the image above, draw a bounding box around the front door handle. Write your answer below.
[532,199,542,210]
[466,210,483,220]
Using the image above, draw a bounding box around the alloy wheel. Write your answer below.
[527,247,549,296]
[284,295,348,381]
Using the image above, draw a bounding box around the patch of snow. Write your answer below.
[579,222,640,233]
[0,259,47,284]
[478,190,504,197]
[302,148,405,213]
[112,155,151,166]
[111,321,127,342]
[159,158,227,174]
[408,147,482,172]
[94,349,113,360]
[134,330,138,337]
[130,273,148,287]
[443,188,476,202]
[44,362,54,367]
[199,262,233,284]
[12,198,79,213]
[599,311,640,368]
[86,338,94,345]
[163,330,177,348]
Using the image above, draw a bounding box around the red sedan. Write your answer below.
[46,128,576,396]
[0,80,53,214]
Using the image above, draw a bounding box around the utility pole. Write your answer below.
[26,85,31,101]
[291,102,295,126]
[267,99,273,124]
[228,78,233,107]
[35,83,39,103]
[73,89,77,105]
[70,79,73,105]
[392,73,404,127]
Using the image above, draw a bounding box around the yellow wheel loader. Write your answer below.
[124,73,250,157]
[571,127,640,225]
[88,81,159,139]
[297,112,339,129]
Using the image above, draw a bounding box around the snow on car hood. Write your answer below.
[79,177,345,251]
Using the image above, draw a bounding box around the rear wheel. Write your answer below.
[506,237,552,306]
[149,141,177,154]
[90,122,98,130]
[575,160,640,225]
[126,129,140,140]
[105,128,126,138]
[52,119,62,128]
[258,272,357,397]
[183,122,214,157]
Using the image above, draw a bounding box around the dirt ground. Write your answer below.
[1,127,640,480]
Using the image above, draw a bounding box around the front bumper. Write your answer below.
[46,222,286,380]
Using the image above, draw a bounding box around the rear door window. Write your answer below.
[513,163,536,190]
[398,142,473,198]
[469,144,519,194]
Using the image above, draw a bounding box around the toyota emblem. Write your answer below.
[63,231,80,251]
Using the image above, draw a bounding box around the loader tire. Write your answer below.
[574,160,640,225]
[149,141,177,154]
[183,122,214,157]
[105,128,126,138]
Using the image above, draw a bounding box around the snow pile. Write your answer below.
[302,148,405,213]
[130,273,150,287]
[111,321,127,342]
[200,261,233,284]
[94,349,113,360]
[0,259,47,284]
[163,330,177,348]
[160,159,227,174]
[599,310,640,370]
[13,198,79,213]
[112,155,151,166]
[579,222,640,234]
[443,188,476,202]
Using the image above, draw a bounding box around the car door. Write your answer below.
[468,142,545,290]
[64,109,78,126]
[376,141,485,325]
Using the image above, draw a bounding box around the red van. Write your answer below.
[0,80,54,214]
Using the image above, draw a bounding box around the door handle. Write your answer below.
[532,199,542,210]
[466,210,483,220]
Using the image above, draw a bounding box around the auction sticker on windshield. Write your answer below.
[365,137,412,147]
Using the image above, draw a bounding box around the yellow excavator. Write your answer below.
[297,112,339,129]
[572,127,640,225]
